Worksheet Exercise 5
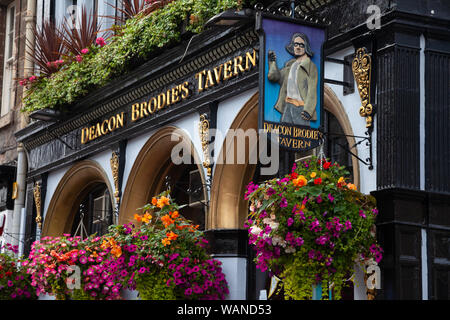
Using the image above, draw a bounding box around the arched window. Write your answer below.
[71,183,113,237]
[161,158,206,231]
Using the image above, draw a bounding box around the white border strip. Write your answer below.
[419,35,426,190]
[421,228,428,300]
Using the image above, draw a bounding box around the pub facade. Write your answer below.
[8,0,450,300]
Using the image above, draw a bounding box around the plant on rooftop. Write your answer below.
[25,20,65,78]
[21,0,258,113]
[61,6,102,58]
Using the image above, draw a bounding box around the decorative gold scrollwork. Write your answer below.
[198,114,212,176]
[33,182,42,229]
[352,48,373,129]
[110,151,120,204]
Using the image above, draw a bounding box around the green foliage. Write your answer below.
[22,0,249,113]
[135,271,177,300]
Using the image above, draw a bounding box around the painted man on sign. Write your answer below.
[267,32,318,126]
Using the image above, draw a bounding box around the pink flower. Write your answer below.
[359,210,367,219]
[81,48,89,54]
[96,37,106,47]
[75,55,83,62]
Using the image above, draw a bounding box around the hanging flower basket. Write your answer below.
[23,191,229,300]
[244,156,383,300]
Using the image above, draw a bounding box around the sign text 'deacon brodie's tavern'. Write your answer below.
[80,50,257,145]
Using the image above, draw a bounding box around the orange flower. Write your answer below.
[166,231,178,241]
[347,183,357,190]
[162,238,171,246]
[134,214,142,222]
[171,211,179,219]
[157,196,170,209]
[161,214,175,227]
[151,197,158,205]
[111,246,122,258]
[310,172,317,178]
[142,212,152,223]
[293,175,308,187]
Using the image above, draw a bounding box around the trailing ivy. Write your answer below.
[22,0,258,113]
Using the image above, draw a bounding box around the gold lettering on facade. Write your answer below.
[195,50,257,93]
[195,70,207,92]
[157,92,166,110]
[223,60,233,80]
[245,50,257,71]
[81,112,125,144]
[213,65,223,84]
[234,56,245,76]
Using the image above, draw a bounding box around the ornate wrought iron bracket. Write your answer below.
[322,131,374,170]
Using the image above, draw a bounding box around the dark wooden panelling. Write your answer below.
[428,230,450,299]
[376,44,421,191]
[425,49,450,193]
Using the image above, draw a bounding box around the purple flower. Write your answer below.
[138,267,147,274]
[375,252,383,263]
[316,195,323,203]
[287,217,294,227]
[193,286,203,294]
[359,210,367,219]
[372,208,379,216]
[279,197,288,208]
[327,193,334,202]
[315,236,328,246]
[184,288,193,296]
[267,187,276,196]
[345,220,352,230]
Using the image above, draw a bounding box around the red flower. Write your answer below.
[290,172,299,180]
[323,162,331,169]
[314,178,322,185]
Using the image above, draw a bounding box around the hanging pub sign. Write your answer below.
[256,12,327,152]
